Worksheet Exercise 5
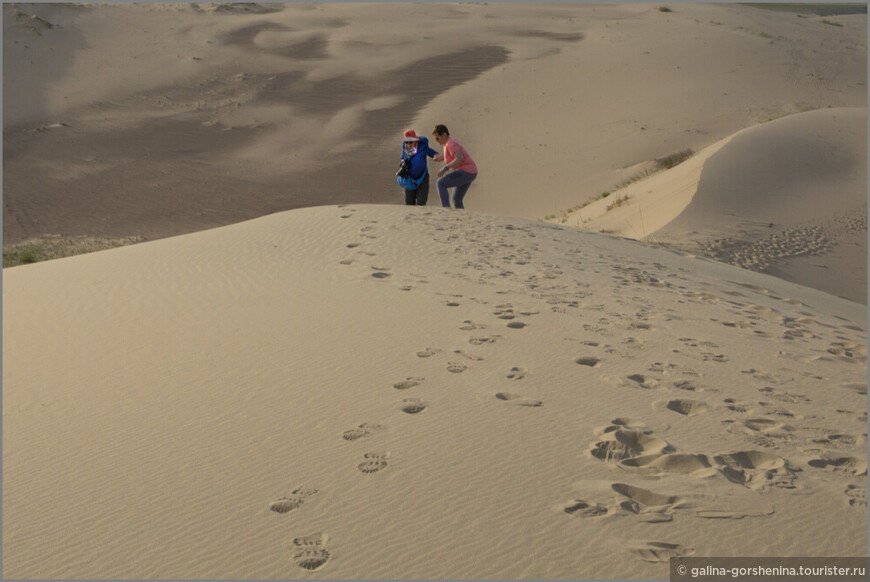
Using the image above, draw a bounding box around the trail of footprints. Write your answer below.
[278,209,867,570]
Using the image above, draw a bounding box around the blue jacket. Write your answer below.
[397,136,438,190]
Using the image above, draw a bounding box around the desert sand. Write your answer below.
[2,2,867,580]
[4,203,868,579]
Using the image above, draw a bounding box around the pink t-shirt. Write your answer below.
[444,137,478,174]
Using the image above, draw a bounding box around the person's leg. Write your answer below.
[451,172,477,209]
[416,177,429,206]
[436,174,452,207]
[437,171,473,208]
[404,188,416,206]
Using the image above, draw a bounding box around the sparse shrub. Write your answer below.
[656,149,694,170]
[3,235,146,267]
[606,195,630,211]
[659,6,672,12]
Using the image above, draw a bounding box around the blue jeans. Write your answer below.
[436,170,477,209]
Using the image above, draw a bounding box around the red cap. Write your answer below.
[403,129,419,142]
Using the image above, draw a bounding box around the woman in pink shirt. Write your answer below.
[432,124,478,209]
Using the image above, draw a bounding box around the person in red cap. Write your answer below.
[396,129,439,206]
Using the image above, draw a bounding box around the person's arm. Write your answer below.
[437,150,464,177]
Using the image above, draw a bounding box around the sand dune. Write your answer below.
[570,107,867,303]
[4,2,866,242]
[2,3,867,579]
[3,205,867,579]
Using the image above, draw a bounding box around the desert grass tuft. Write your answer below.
[606,194,631,212]
[3,235,147,267]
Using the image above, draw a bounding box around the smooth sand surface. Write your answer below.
[2,2,867,580]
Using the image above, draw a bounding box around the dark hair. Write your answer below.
[432,124,449,137]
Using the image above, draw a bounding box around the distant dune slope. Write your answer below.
[573,108,867,303]
[4,3,866,247]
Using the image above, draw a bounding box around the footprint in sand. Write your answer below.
[293,548,331,571]
[589,429,674,464]
[826,342,868,364]
[393,377,423,390]
[839,383,868,396]
[270,487,319,514]
[649,361,681,375]
[808,456,868,477]
[758,386,810,404]
[494,310,516,320]
[563,499,609,517]
[293,532,328,547]
[758,405,803,420]
[447,362,468,374]
[812,433,864,448]
[496,392,543,407]
[270,498,303,514]
[469,336,501,345]
[575,356,601,368]
[740,418,792,439]
[628,541,695,563]
[624,374,661,390]
[715,450,797,490]
[593,418,655,439]
[342,423,385,441]
[674,380,701,392]
[506,321,527,329]
[722,420,776,448]
[358,452,390,474]
[845,484,867,508]
[665,399,709,416]
[506,366,528,380]
[612,483,684,523]
[723,398,753,414]
[400,398,427,414]
[602,374,661,390]
[416,348,441,358]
